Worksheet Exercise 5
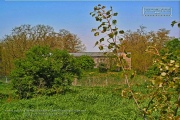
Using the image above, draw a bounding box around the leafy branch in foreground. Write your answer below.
[90,4,142,118]
[171,21,180,28]
[91,4,180,120]
[145,39,180,119]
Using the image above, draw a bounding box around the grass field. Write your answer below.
[0,85,144,120]
[0,74,179,120]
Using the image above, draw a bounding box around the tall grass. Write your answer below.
[0,86,141,120]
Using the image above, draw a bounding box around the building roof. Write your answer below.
[69,52,131,57]
[69,52,108,57]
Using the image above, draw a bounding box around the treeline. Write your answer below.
[121,26,173,73]
[0,24,86,76]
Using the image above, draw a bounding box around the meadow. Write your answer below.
[0,73,179,120]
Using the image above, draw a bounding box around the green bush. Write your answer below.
[77,55,95,71]
[146,38,180,78]
[98,63,107,73]
[10,46,81,99]
[145,63,160,78]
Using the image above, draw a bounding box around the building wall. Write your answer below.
[92,53,131,69]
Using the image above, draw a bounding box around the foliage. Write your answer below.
[77,55,95,71]
[143,38,180,118]
[171,21,180,28]
[90,4,124,53]
[145,63,160,78]
[0,24,86,76]
[90,4,180,119]
[0,86,150,120]
[122,27,170,73]
[146,38,180,78]
[98,63,108,73]
[10,46,81,99]
[144,53,180,119]
[160,38,180,61]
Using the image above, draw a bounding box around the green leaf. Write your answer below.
[108,33,114,38]
[98,25,102,29]
[106,10,111,15]
[95,16,99,21]
[99,38,104,42]
[95,41,99,46]
[102,6,106,9]
[130,73,135,79]
[119,38,123,41]
[112,28,118,31]
[92,14,95,17]
[171,21,177,27]
[103,27,107,32]
[101,22,106,25]
[112,49,117,53]
[114,31,118,36]
[99,45,103,50]
[124,50,127,54]
[178,23,180,28]
[94,6,98,11]
[113,13,118,16]
[94,32,99,36]
[126,54,131,58]
[119,30,124,34]
[108,44,113,49]
[91,29,96,32]
[112,20,117,25]
[110,43,115,46]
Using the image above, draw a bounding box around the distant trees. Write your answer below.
[121,26,171,73]
[0,24,86,75]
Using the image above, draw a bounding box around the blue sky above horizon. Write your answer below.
[0,0,180,52]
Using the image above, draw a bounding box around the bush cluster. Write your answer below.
[146,38,180,78]
[77,55,95,71]
[10,46,81,99]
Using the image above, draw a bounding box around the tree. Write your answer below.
[122,27,171,73]
[145,44,180,119]
[90,4,180,119]
[77,55,95,70]
[10,46,81,99]
[0,24,86,75]
[146,38,180,78]
[59,29,86,52]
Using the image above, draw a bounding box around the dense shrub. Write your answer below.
[98,63,107,73]
[145,63,160,78]
[10,46,81,99]
[146,38,180,78]
[77,55,95,70]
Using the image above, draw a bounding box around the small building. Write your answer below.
[70,52,131,69]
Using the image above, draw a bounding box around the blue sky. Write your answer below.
[0,0,179,52]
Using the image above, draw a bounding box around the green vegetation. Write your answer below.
[0,25,86,75]
[0,4,179,120]
[90,4,180,119]
[10,46,81,99]
[0,87,139,120]
[98,63,108,73]
[1,75,179,119]
[77,55,95,71]
[146,38,180,78]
